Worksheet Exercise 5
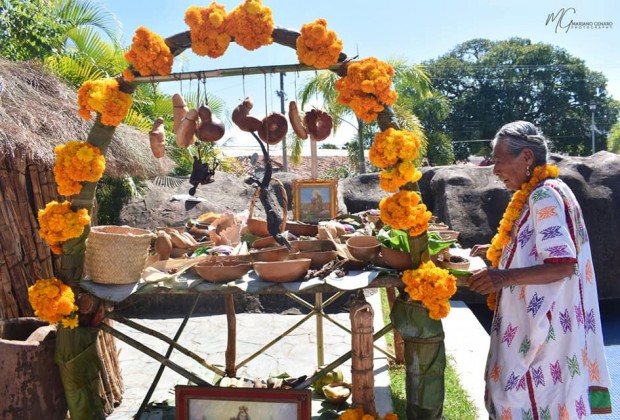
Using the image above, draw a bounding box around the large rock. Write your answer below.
[419,152,620,300]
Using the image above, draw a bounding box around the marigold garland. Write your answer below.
[402,260,457,320]
[369,128,421,168]
[225,0,273,51]
[378,163,422,192]
[485,164,560,310]
[28,277,79,327]
[124,26,173,77]
[77,78,133,127]
[379,190,432,237]
[296,18,343,69]
[185,3,231,58]
[335,57,398,123]
[53,141,105,196]
[338,407,398,420]
[38,201,90,254]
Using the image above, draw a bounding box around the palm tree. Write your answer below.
[298,58,433,173]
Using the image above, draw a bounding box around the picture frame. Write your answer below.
[175,385,312,420]
[292,179,338,224]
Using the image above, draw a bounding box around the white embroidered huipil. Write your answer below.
[485,178,612,420]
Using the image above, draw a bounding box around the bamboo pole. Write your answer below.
[350,292,376,416]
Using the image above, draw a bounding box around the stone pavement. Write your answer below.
[107,295,488,419]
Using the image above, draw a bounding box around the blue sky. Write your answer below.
[99,0,619,147]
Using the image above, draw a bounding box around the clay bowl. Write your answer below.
[286,221,319,237]
[346,235,381,262]
[290,239,338,268]
[193,261,252,283]
[293,250,338,269]
[290,239,336,252]
[253,258,312,283]
[246,218,270,237]
[380,246,414,271]
[437,230,460,241]
[436,253,470,270]
[249,246,290,262]
[251,236,279,249]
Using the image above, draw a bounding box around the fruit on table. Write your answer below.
[312,368,343,395]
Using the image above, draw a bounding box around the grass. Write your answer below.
[379,289,479,420]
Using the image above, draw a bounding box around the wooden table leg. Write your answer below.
[224,294,236,377]
[315,292,324,367]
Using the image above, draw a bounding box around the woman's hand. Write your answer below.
[470,244,490,258]
[468,268,510,295]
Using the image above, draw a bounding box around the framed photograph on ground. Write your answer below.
[175,386,312,420]
[292,179,337,224]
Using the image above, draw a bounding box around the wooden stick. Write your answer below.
[100,323,211,387]
[108,315,225,377]
[224,294,236,377]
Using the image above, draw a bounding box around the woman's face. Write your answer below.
[492,138,531,191]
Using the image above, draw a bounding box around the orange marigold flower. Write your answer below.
[296,18,342,69]
[38,201,90,251]
[225,0,273,51]
[77,78,133,127]
[28,277,78,325]
[335,57,397,123]
[53,141,105,196]
[185,3,231,58]
[124,26,173,77]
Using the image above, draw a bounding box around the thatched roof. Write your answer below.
[0,59,169,178]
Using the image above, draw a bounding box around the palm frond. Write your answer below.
[44,55,107,87]
[122,109,153,132]
[53,0,121,44]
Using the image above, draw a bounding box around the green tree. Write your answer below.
[425,38,620,158]
[608,121,620,153]
[0,0,120,62]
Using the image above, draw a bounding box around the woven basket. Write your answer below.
[85,225,155,284]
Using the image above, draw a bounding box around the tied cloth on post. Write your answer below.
[391,296,445,420]
[54,326,105,420]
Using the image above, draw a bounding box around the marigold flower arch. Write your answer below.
[36,2,454,419]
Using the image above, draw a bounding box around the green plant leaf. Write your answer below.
[376,226,410,252]
[428,231,456,255]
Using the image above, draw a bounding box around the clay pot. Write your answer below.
[293,250,338,269]
[0,318,67,420]
[193,261,252,283]
[290,239,336,252]
[257,113,288,145]
[346,236,381,262]
[249,246,290,262]
[285,221,319,237]
[253,258,312,282]
[380,246,414,271]
[246,218,270,237]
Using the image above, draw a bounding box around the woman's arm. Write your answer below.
[468,262,575,295]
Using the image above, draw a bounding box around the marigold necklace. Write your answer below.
[485,164,560,309]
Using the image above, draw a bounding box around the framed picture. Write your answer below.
[175,386,312,420]
[292,179,338,224]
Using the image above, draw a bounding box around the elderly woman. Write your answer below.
[469,121,612,419]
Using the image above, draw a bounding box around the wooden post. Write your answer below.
[349,291,376,416]
[224,294,237,377]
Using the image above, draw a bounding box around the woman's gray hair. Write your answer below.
[491,120,549,165]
